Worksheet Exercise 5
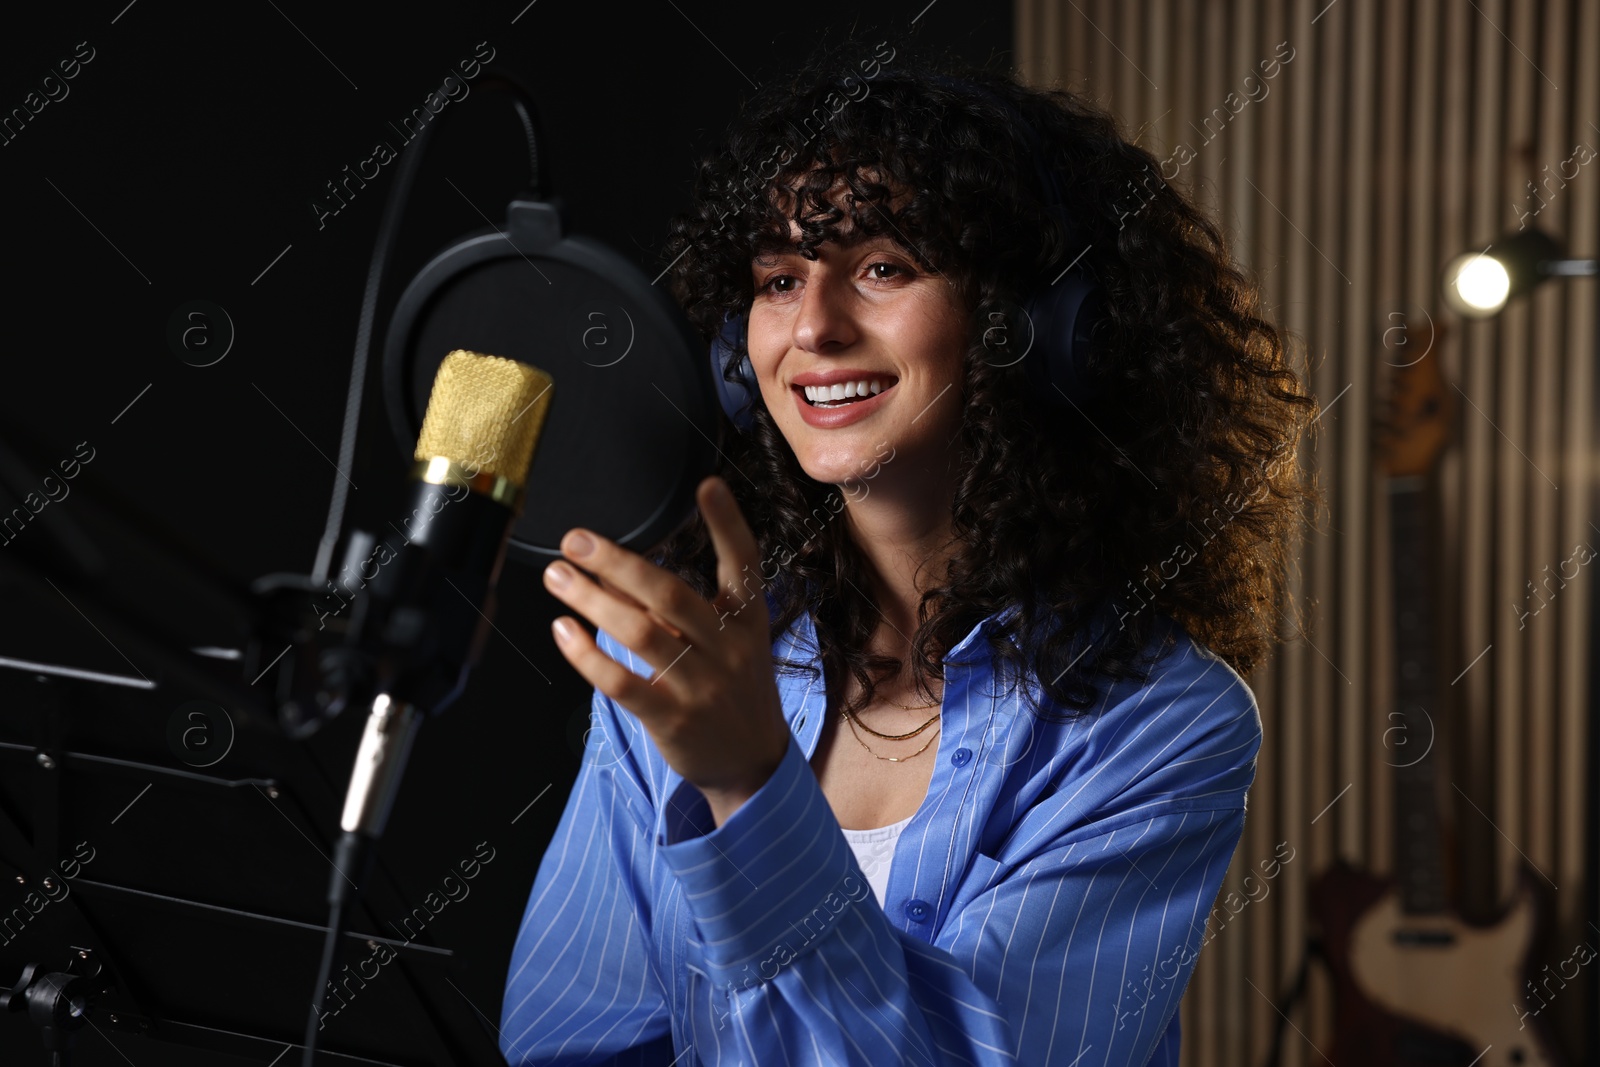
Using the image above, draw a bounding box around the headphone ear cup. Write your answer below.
[710,312,760,433]
[1022,274,1109,411]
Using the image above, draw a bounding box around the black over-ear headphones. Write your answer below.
[707,73,1111,433]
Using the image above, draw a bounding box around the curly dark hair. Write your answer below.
[651,42,1322,721]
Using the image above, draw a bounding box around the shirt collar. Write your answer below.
[776,599,1023,668]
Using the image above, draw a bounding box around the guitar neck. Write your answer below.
[1388,477,1450,915]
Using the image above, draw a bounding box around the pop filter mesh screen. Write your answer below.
[400,254,712,557]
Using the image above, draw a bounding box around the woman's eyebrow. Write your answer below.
[752,231,898,264]
[751,247,798,266]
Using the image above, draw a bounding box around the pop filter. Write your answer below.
[381,193,722,564]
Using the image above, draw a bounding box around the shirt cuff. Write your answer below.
[657,733,870,989]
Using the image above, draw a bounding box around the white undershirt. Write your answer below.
[838,813,915,908]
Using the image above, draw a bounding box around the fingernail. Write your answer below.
[564,530,596,557]
[545,561,573,589]
[553,618,576,643]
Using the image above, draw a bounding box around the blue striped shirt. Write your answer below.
[500,601,1261,1066]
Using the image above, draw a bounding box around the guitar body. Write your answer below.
[1311,860,1565,1067]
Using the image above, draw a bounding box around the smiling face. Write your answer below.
[746,227,971,495]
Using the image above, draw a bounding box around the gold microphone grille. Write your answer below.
[413,350,553,489]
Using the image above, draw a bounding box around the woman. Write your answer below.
[500,45,1318,1067]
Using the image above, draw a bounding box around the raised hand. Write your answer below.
[542,476,791,825]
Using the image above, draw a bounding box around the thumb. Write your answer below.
[700,477,767,632]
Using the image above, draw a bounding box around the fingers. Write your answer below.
[697,477,767,632]
[590,573,684,639]
[548,613,670,718]
[542,477,765,679]
[543,556,679,667]
[545,527,718,655]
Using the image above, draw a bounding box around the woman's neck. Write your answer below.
[839,477,958,646]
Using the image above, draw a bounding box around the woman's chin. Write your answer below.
[793,451,891,490]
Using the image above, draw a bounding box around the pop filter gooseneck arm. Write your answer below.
[300,73,544,1067]
[309,73,546,587]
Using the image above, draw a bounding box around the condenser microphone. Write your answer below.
[307,349,552,1065]
[337,348,553,843]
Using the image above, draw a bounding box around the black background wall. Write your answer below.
[0,2,1010,1064]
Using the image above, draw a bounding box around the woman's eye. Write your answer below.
[760,274,798,294]
[867,261,909,280]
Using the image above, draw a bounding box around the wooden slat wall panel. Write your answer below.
[1282,4,1324,1058]
[1530,0,1565,901]
[1496,0,1533,915]
[1015,2,1600,1064]
[1561,5,1600,987]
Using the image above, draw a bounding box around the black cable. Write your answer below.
[299,107,428,1059]
[309,70,545,586]
[1258,934,1320,1067]
[301,896,346,1067]
[308,103,432,587]
[303,831,371,1066]
[299,71,544,1065]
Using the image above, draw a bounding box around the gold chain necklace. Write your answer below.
[841,705,941,740]
[840,679,942,736]
[842,711,940,762]
[883,694,942,711]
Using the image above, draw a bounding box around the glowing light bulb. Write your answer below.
[1445,253,1512,316]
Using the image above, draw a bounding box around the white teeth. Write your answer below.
[803,379,890,403]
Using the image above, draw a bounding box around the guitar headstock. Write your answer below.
[1375,311,1455,477]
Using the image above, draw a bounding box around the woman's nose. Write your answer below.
[792,272,859,353]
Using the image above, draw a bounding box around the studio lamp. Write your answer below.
[1442,227,1598,317]
[1441,220,1600,1067]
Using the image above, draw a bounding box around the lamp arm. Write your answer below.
[1539,258,1600,277]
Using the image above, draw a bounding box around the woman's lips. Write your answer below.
[793,381,897,428]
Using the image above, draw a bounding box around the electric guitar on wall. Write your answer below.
[1307,315,1567,1067]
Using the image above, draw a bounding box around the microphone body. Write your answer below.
[357,473,513,714]
[336,477,511,840]
[331,350,551,843]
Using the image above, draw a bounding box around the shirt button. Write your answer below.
[951,747,972,767]
[905,898,932,922]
